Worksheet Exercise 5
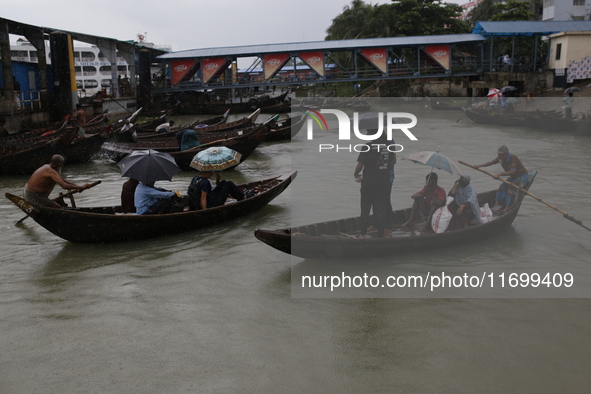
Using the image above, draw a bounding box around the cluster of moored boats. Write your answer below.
[1,107,305,175]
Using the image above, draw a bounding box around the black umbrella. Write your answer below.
[117,149,181,184]
[564,87,581,94]
[500,86,518,93]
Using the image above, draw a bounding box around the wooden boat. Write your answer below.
[136,108,260,140]
[142,116,276,146]
[57,125,113,163]
[528,110,585,132]
[101,124,266,170]
[255,171,537,259]
[0,122,113,174]
[6,171,296,243]
[264,113,306,141]
[175,92,289,115]
[0,138,60,175]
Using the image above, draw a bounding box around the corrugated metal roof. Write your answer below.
[473,21,591,36]
[157,34,485,60]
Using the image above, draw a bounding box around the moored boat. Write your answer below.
[101,124,266,170]
[137,108,260,140]
[264,113,307,141]
[255,171,537,259]
[6,171,296,243]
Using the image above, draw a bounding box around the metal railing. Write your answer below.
[15,90,42,111]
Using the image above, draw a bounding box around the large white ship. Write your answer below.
[9,33,170,97]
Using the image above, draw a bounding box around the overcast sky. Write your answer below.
[4,0,467,51]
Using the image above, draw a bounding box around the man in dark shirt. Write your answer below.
[121,178,139,213]
[475,145,529,213]
[353,134,395,238]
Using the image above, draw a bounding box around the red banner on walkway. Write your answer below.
[171,60,197,86]
[423,45,450,70]
[263,53,290,80]
[299,51,324,77]
[202,57,228,84]
[361,48,387,74]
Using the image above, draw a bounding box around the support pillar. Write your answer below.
[0,21,15,113]
[137,49,152,109]
[49,31,75,121]
[26,29,50,110]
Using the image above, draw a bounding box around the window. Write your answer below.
[573,0,584,6]
[83,80,99,88]
[555,43,562,60]
[81,51,95,61]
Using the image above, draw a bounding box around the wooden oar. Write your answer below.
[459,161,591,233]
[16,181,101,225]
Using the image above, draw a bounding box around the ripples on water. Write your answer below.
[1,101,590,392]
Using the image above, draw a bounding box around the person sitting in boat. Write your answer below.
[180,130,200,151]
[401,172,446,232]
[474,145,528,214]
[155,120,175,133]
[187,171,244,210]
[121,178,139,213]
[134,181,178,215]
[24,155,91,208]
[446,175,481,231]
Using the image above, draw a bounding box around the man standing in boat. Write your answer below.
[563,92,574,118]
[24,155,91,208]
[474,145,528,213]
[354,133,395,239]
[72,103,86,138]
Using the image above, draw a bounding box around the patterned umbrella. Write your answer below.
[402,151,465,176]
[487,88,503,103]
[190,147,242,172]
[117,149,181,184]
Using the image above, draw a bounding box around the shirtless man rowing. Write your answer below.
[24,155,91,208]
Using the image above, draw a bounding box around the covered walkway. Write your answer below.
[154,34,487,92]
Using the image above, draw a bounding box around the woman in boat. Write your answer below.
[474,145,528,213]
[401,172,446,232]
[180,130,200,151]
[446,175,480,231]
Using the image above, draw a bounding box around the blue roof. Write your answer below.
[157,34,485,60]
[473,21,591,36]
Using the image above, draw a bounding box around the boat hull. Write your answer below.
[255,172,536,259]
[7,172,296,243]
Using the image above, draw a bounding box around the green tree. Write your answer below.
[325,0,470,41]
[490,0,535,21]
[468,0,497,25]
